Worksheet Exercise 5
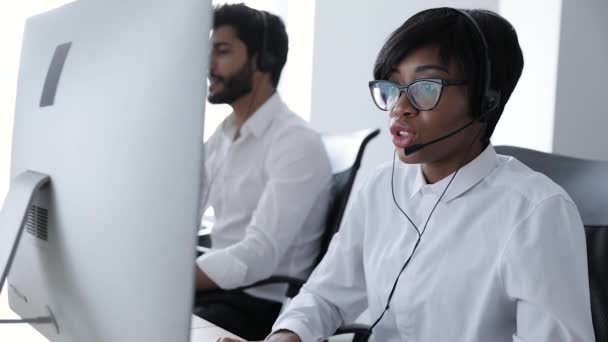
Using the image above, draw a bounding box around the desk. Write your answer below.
[191,315,243,341]
[1,288,236,341]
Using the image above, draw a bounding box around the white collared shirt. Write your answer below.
[272,145,595,341]
[196,93,332,302]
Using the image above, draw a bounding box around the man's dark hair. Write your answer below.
[213,3,288,88]
[373,8,524,144]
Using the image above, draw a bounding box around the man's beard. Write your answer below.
[208,61,254,104]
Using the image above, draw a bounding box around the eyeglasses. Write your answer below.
[368,78,467,111]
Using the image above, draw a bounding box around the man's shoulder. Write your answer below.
[260,104,330,172]
[271,106,315,136]
[265,106,323,151]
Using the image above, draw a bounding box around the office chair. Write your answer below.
[195,128,380,342]
[495,145,608,342]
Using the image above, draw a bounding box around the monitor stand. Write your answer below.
[0,171,58,332]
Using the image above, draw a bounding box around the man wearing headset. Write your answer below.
[194,4,333,341]
[220,7,595,342]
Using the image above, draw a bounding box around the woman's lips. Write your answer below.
[390,123,416,148]
[392,132,415,148]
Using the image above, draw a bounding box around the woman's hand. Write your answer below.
[215,330,301,342]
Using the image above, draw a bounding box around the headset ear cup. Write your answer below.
[256,53,266,71]
[257,51,276,72]
[486,90,501,113]
[257,10,276,73]
[265,54,276,71]
[478,90,501,122]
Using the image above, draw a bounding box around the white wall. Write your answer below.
[309,0,499,184]
[552,0,608,160]
[494,0,562,153]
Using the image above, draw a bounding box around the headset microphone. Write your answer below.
[368,7,506,338]
[403,119,475,155]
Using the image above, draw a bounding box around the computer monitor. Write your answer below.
[0,0,210,341]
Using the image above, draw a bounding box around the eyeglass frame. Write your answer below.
[368,78,467,112]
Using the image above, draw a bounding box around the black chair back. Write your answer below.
[317,129,380,265]
[496,145,608,342]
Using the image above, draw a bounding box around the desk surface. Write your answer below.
[2,284,241,341]
[191,315,242,341]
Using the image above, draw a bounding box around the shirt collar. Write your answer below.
[410,145,498,202]
[221,92,283,140]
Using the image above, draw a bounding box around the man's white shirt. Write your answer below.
[196,93,332,302]
[272,145,595,341]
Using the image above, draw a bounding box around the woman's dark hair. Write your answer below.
[213,3,288,87]
[374,8,524,144]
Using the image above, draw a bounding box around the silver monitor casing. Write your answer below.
[2,0,210,340]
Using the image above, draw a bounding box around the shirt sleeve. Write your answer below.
[501,195,596,342]
[270,179,370,342]
[196,127,333,289]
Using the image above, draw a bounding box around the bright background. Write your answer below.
[1,0,607,340]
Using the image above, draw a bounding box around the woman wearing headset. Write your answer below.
[222,7,595,342]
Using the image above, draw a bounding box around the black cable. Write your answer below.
[390,157,420,237]
[368,126,483,335]
[369,152,460,331]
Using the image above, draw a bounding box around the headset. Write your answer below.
[200,10,277,214]
[402,8,502,155]
[457,9,501,123]
[368,8,501,336]
[257,11,277,73]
